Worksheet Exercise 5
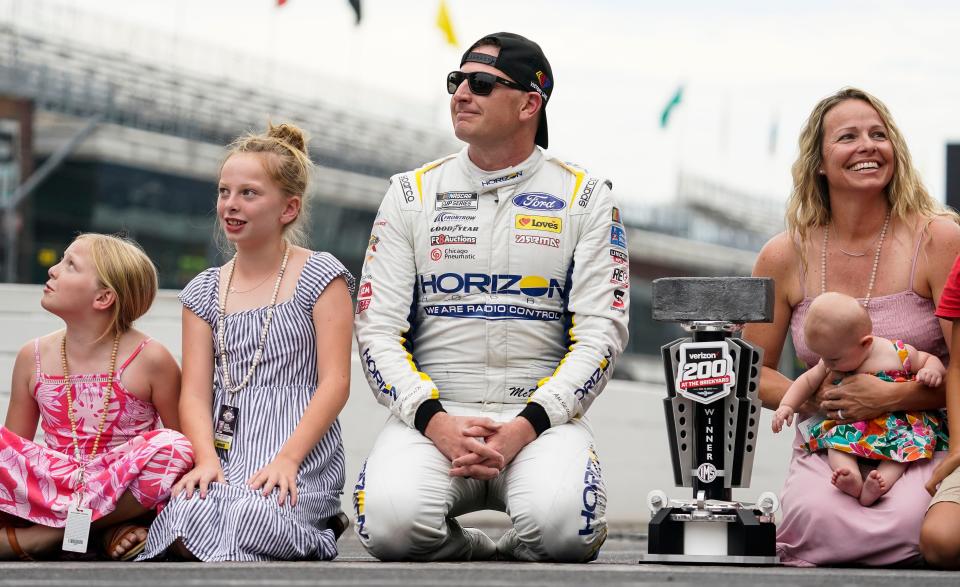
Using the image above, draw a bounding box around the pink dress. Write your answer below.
[777,231,948,567]
[0,339,194,526]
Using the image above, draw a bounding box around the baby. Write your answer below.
[772,292,946,506]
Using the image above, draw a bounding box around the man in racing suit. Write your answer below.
[354,32,629,562]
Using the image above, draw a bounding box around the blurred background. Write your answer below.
[3,0,960,521]
[2,0,960,365]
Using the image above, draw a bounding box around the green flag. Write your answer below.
[660,85,684,128]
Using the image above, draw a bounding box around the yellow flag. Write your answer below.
[436,0,458,46]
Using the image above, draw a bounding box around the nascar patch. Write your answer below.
[436,191,478,210]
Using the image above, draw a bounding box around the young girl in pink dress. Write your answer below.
[0,233,194,561]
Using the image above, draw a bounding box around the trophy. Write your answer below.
[642,277,780,564]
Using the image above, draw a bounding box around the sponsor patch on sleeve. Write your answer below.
[610,267,629,287]
[577,178,599,208]
[610,288,627,313]
[609,248,628,265]
[610,225,627,249]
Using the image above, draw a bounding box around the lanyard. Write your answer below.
[62,332,120,501]
[216,244,289,404]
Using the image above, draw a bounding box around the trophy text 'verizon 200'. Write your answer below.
[642,277,780,564]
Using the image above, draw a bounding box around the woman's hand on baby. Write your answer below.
[173,461,225,500]
[248,455,300,506]
[771,406,794,433]
[817,372,889,422]
[916,368,943,387]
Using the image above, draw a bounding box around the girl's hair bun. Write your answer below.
[267,122,308,155]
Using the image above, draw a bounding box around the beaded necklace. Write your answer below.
[820,209,891,308]
[62,331,121,498]
[217,244,289,400]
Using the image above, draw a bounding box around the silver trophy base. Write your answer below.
[641,553,779,565]
[643,491,780,565]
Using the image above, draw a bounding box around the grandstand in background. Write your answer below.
[0,6,785,359]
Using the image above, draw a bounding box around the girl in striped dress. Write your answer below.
[1,234,193,561]
[138,123,354,561]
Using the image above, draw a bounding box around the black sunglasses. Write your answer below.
[447,71,525,96]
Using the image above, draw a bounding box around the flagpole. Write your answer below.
[432,0,460,134]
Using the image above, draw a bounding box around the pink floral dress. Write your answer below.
[0,338,194,526]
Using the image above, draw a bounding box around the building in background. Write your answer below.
[0,15,784,365]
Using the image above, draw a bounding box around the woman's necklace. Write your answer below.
[831,222,884,257]
[217,244,289,397]
[820,209,891,308]
[61,332,121,494]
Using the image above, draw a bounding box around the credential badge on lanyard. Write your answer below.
[214,403,240,451]
[62,491,93,553]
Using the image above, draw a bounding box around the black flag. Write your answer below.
[348,0,361,23]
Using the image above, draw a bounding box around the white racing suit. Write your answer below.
[354,146,629,562]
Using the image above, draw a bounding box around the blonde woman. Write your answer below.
[744,87,960,566]
[0,234,193,561]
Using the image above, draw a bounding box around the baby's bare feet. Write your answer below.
[860,470,890,506]
[831,468,862,498]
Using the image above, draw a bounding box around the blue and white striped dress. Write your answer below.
[139,251,355,561]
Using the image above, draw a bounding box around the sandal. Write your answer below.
[101,524,148,561]
[1,524,34,561]
[326,512,350,540]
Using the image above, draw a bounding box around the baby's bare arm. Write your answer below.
[909,344,946,387]
[780,362,829,410]
[911,347,946,376]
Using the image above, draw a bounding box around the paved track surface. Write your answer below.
[2,525,957,586]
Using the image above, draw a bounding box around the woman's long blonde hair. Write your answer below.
[785,87,957,256]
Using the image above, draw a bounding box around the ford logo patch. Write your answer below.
[512,192,566,211]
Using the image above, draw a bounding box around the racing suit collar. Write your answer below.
[459,146,544,194]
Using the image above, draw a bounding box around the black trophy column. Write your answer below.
[691,329,731,501]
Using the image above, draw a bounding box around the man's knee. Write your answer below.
[355,508,419,561]
[512,491,608,562]
[353,474,445,561]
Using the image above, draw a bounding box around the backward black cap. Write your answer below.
[461,32,553,149]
